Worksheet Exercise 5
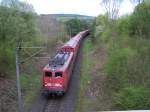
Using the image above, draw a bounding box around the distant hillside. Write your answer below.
[40,14,94,22]
[38,15,67,38]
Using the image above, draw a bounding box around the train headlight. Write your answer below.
[45,83,62,87]
[45,83,52,86]
[54,83,62,87]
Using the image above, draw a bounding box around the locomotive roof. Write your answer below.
[44,51,73,71]
[49,52,69,66]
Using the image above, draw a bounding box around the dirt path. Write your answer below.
[87,47,113,111]
[30,39,84,112]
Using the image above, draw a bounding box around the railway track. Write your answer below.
[30,39,84,112]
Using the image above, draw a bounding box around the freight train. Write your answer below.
[42,30,90,95]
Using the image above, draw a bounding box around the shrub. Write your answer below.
[106,47,134,90]
[127,40,150,87]
[129,2,150,38]
[117,16,130,36]
[0,47,14,77]
[114,86,150,110]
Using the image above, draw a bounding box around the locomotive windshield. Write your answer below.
[55,72,62,78]
[45,72,52,77]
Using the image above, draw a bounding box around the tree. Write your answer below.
[0,1,38,76]
[65,19,89,36]
[1,0,34,12]
[129,2,150,38]
[101,0,123,19]
[1,0,19,8]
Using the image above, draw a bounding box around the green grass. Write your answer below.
[76,39,93,112]
[20,73,42,112]
[80,39,93,85]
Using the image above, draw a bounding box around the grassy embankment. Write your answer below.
[20,73,41,112]
[77,36,113,112]
[90,1,150,110]
[77,39,93,112]
[76,38,111,111]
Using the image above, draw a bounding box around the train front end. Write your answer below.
[43,67,65,95]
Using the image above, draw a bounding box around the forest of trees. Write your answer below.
[65,18,90,36]
[94,0,150,109]
[0,0,39,77]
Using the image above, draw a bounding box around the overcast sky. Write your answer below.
[20,0,135,16]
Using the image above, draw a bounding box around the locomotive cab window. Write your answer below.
[55,72,62,78]
[45,72,52,77]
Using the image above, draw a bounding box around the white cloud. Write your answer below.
[21,0,134,16]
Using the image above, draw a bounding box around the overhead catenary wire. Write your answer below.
[15,42,48,112]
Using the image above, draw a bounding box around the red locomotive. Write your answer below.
[42,30,90,95]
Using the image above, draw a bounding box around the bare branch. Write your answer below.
[101,0,123,19]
